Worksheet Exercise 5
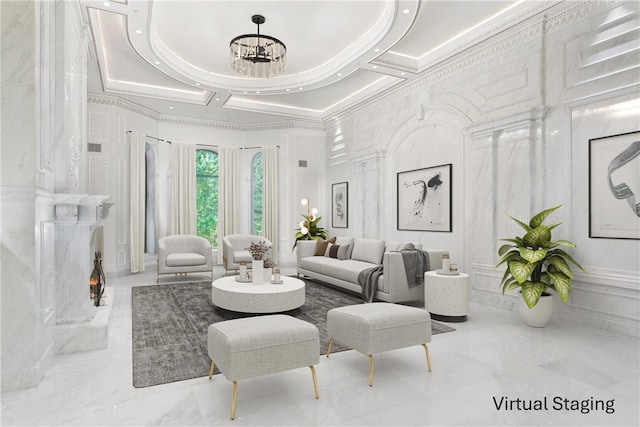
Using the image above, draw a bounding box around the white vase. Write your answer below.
[518,293,553,327]
[252,260,264,284]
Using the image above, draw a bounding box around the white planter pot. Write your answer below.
[252,260,264,285]
[518,293,553,328]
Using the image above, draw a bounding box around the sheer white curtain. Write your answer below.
[217,146,239,263]
[170,142,196,235]
[129,132,146,273]
[262,146,279,263]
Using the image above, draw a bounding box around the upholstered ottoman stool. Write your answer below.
[207,314,320,420]
[326,302,432,386]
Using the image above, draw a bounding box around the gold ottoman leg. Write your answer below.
[368,355,374,387]
[309,366,319,399]
[422,344,432,372]
[230,381,238,420]
[208,360,215,379]
[326,338,334,357]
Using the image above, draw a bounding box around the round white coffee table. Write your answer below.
[211,275,305,313]
[424,270,470,322]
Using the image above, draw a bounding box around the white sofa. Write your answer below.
[222,234,272,275]
[297,237,447,303]
[157,235,213,282]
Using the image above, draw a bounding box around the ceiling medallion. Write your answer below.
[230,14,286,78]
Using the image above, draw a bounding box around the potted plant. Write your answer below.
[292,198,329,249]
[495,205,586,327]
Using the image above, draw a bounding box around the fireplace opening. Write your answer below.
[89,251,106,307]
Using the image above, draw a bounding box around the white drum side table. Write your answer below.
[424,271,470,322]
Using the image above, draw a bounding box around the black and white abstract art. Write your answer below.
[397,164,452,232]
[589,131,640,240]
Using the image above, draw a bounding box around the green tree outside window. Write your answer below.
[252,152,263,235]
[196,150,218,247]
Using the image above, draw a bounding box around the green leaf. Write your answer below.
[548,271,571,302]
[508,260,536,284]
[521,281,546,308]
[506,281,521,292]
[552,249,587,272]
[510,216,531,232]
[495,251,522,268]
[518,247,548,263]
[529,205,561,228]
[553,239,576,249]
[498,244,516,256]
[523,226,551,248]
[547,255,573,278]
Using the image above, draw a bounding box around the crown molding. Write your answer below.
[337,0,611,120]
[87,94,325,132]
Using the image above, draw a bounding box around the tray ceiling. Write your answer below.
[81,0,551,124]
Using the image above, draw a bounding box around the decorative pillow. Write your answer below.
[335,237,354,258]
[324,243,341,258]
[337,243,351,260]
[351,239,386,264]
[315,236,336,256]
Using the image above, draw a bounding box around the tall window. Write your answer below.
[196,149,218,247]
[251,152,263,235]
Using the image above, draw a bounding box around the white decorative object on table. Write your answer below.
[424,270,469,322]
[251,259,264,284]
[239,262,248,281]
[441,254,450,272]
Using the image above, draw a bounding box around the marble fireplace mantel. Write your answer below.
[54,194,114,223]
[54,193,114,354]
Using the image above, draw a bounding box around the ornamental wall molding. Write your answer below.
[340,0,609,121]
[88,94,325,133]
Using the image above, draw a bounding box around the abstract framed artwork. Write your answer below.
[589,131,640,240]
[397,164,452,232]
[332,182,348,228]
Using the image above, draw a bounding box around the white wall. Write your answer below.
[325,1,640,336]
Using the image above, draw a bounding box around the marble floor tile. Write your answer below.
[1,262,638,426]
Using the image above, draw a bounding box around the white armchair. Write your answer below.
[157,235,213,283]
[222,234,272,275]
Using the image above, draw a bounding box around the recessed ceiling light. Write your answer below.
[168,106,174,110]
[135,30,142,34]
[243,91,247,94]
[215,98,220,101]
[154,61,160,65]
[400,72,406,76]
[337,73,342,77]
[286,89,290,92]
[103,2,110,6]
[374,48,379,52]
[372,65,378,69]
[256,91,260,94]
[403,9,410,14]
[299,87,303,90]
[195,83,200,86]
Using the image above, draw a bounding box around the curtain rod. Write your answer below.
[127,130,172,144]
[202,145,280,150]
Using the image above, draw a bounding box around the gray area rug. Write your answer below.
[131,279,455,388]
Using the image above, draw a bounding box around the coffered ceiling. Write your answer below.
[81,0,553,125]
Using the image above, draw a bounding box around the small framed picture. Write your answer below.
[589,131,640,239]
[397,164,452,232]
[332,182,348,228]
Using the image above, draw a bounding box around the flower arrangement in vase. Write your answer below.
[292,198,328,249]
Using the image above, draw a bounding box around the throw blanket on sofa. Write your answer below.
[357,265,384,303]
[399,248,430,288]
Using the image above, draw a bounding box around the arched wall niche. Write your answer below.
[382,102,472,267]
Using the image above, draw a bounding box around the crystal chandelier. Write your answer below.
[230,15,286,78]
